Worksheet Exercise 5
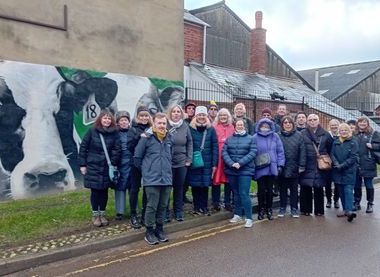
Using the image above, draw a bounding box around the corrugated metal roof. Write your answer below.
[184,10,210,27]
[189,62,380,131]
[298,60,380,101]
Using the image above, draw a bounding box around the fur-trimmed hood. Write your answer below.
[189,117,212,129]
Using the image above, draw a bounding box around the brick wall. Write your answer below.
[184,23,203,65]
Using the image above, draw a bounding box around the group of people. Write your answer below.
[78,101,379,245]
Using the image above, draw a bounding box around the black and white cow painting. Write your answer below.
[0,60,184,200]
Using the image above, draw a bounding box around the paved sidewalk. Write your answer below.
[0,200,256,275]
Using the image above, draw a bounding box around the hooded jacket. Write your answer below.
[253,118,285,180]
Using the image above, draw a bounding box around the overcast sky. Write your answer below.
[185,0,380,71]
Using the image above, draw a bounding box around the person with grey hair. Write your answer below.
[299,114,333,216]
[233,103,254,135]
[212,108,235,211]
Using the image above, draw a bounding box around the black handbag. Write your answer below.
[255,153,271,169]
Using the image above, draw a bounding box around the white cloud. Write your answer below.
[185,0,380,70]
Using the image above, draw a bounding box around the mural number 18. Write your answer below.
[86,104,98,119]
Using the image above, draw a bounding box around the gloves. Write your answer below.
[334,164,343,170]
[277,166,283,176]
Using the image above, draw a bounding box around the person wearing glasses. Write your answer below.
[299,114,333,216]
[278,116,306,218]
[331,123,358,222]
[207,101,219,123]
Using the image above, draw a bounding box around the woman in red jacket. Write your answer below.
[212,108,235,211]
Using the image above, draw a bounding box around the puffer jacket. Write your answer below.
[331,137,358,185]
[187,120,218,187]
[253,118,285,180]
[222,132,256,176]
[278,129,306,178]
[79,126,121,189]
[299,126,333,187]
[134,129,172,187]
[355,131,380,178]
[127,120,151,166]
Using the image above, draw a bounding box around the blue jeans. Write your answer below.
[336,184,353,213]
[228,175,252,220]
[354,176,374,203]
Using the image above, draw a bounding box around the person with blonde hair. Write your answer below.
[212,108,235,211]
[325,118,340,209]
[331,123,358,222]
[165,105,193,221]
[353,116,380,213]
[233,103,254,135]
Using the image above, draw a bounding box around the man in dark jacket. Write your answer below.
[134,113,172,245]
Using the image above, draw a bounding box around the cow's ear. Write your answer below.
[75,78,118,109]
[75,78,117,109]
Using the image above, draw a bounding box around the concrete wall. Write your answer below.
[0,0,184,80]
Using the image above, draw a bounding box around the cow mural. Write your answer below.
[0,60,184,200]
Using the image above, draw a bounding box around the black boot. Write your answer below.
[258,208,266,220]
[130,214,142,229]
[145,227,159,245]
[155,224,169,242]
[366,188,374,213]
[267,208,273,220]
[366,202,374,213]
[352,202,361,211]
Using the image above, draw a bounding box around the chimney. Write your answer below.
[249,11,267,74]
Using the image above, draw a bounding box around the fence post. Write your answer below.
[184,86,188,105]
[302,97,305,111]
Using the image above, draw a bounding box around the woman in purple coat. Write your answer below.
[253,118,285,220]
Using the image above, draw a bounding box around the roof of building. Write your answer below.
[190,0,251,31]
[298,60,380,101]
[188,62,379,131]
[184,10,210,27]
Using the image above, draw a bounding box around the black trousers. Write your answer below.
[257,176,276,210]
[170,166,187,216]
[300,186,324,215]
[129,166,146,216]
[90,188,108,211]
[192,187,209,211]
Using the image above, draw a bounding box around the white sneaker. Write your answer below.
[245,219,253,228]
[229,214,242,223]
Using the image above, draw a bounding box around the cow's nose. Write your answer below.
[24,169,68,193]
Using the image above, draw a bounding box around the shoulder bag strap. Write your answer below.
[99,133,112,167]
[200,130,208,152]
[312,142,320,156]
